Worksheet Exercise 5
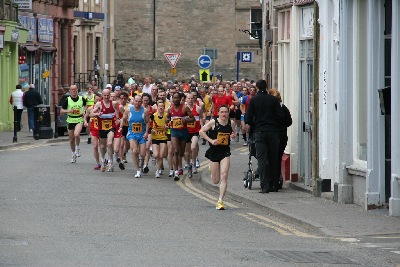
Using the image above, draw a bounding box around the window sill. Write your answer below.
[346,165,367,177]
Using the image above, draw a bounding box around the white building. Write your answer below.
[271,0,400,215]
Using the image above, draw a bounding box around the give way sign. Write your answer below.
[164,53,181,68]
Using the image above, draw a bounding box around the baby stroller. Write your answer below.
[243,134,259,190]
[243,133,283,190]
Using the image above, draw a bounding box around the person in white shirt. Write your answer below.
[142,77,153,94]
[9,84,24,132]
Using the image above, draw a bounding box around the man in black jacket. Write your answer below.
[245,80,284,193]
[23,84,43,132]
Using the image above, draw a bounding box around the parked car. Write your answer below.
[57,91,88,136]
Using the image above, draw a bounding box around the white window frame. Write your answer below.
[250,7,262,40]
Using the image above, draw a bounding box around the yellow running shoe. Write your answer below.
[216,200,225,210]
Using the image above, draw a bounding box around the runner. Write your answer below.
[114,91,129,170]
[199,105,235,210]
[150,100,168,178]
[84,93,102,169]
[84,84,95,144]
[91,89,118,172]
[60,85,87,163]
[211,85,233,120]
[184,93,203,177]
[120,95,150,178]
[142,93,154,173]
[199,87,212,145]
[225,82,240,140]
[167,92,195,181]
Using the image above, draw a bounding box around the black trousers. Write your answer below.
[15,109,23,131]
[254,131,280,191]
[277,131,288,179]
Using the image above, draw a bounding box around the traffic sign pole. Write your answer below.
[236,51,240,81]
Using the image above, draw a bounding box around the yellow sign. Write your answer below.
[199,69,210,82]
[42,70,50,79]
[170,68,176,75]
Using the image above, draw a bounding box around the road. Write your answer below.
[0,141,399,266]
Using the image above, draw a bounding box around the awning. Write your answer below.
[20,44,39,52]
[41,46,57,52]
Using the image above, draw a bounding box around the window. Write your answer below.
[279,10,291,41]
[95,0,100,5]
[250,8,262,40]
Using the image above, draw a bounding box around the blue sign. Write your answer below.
[19,16,36,42]
[38,18,54,43]
[241,52,253,63]
[198,55,212,69]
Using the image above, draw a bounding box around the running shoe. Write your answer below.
[178,169,183,176]
[116,157,121,163]
[195,158,200,168]
[159,169,163,175]
[188,166,193,179]
[123,159,128,163]
[243,141,247,146]
[216,200,225,210]
[94,164,101,170]
[143,165,149,173]
[76,149,81,157]
[174,171,180,181]
[168,170,174,177]
[71,153,77,163]
[101,164,106,172]
[119,162,125,170]
[155,170,161,178]
[87,137,91,144]
[107,164,114,172]
[184,162,189,169]
[135,171,141,178]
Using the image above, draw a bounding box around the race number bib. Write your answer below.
[101,120,113,130]
[217,132,230,146]
[187,121,196,128]
[92,118,98,129]
[131,123,143,133]
[154,128,166,136]
[172,118,183,129]
[72,108,81,115]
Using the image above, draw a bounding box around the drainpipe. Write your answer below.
[103,0,108,87]
[262,0,267,79]
[312,1,321,197]
[153,0,156,59]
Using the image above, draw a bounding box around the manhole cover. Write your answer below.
[265,250,356,264]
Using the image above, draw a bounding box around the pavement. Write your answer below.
[197,140,400,238]
[2,126,400,238]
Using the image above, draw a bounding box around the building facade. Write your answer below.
[114,0,264,82]
[73,0,115,90]
[0,0,28,131]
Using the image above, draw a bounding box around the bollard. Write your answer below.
[33,106,40,140]
[54,104,58,138]
[13,106,17,143]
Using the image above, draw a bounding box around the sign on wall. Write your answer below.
[38,18,54,43]
[18,16,36,42]
[13,0,32,10]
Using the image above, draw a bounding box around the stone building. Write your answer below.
[114,0,265,82]
[73,0,115,89]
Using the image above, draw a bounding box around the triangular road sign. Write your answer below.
[164,53,181,68]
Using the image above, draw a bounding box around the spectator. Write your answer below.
[116,71,125,87]
[245,79,284,193]
[128,74,136,85]
[23,84,43,133]
[9,84,24,132]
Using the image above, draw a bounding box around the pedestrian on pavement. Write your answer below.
[9,84,24,132]
[245,80,284,193]
[23,84,43,133]
[60,85,87,163]
[268,88,292,188]
[199,105,235,210]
